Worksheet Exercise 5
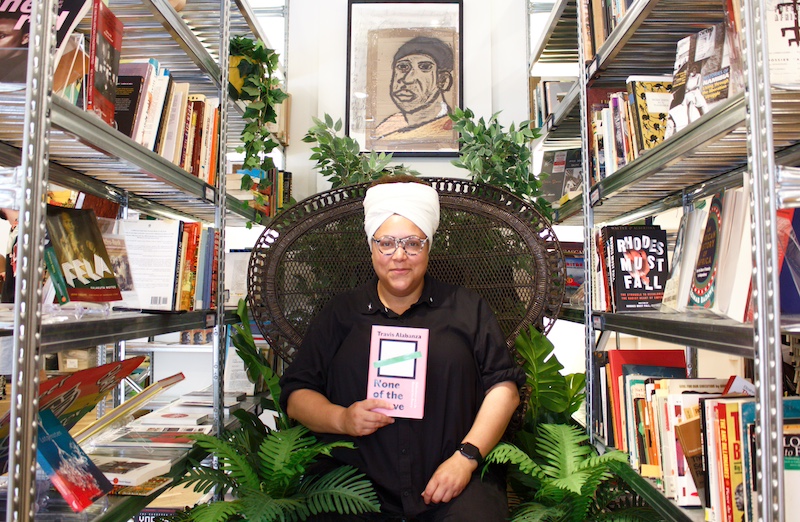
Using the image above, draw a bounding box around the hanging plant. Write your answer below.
[229,35,289,225]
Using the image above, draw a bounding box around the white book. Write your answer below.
[90,454,172,486]
[142,71,171,151]
[197,97,218,183]
[168,402,243,415]
[134,408,210,426]
[120,219,182,311]
[160,82,191,165]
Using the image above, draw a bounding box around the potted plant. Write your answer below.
[229,36,289,225]
[163,300,381,521]
[448,107,553,219]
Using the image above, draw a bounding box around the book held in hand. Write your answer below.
[366,325,429,419]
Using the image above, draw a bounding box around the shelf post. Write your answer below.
[741,0,785,520]
[5,0,59,519]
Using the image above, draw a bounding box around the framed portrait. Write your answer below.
[346,0,463,156]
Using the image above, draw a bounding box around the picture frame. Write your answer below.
[346,0,463,156]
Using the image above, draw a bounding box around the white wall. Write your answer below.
[285,0,531,201]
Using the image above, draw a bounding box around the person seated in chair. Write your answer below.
[279,174,525,521]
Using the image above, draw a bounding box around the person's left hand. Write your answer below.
[421,452,476,505]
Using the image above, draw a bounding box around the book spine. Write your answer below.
[178,101,195,172]
[171,221,185,311]
[717,402,734,521]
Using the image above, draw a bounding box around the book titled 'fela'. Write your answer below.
[45,205,122,302]
[366,325,429,419]
[607,226,669,311]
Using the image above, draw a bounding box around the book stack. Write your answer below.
[226,167,293,218]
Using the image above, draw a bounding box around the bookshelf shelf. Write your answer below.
[608,461,705,522]
[574,0,796,516]
[556,89,800,226]
[532,82,582,149]
[529,0,579,67]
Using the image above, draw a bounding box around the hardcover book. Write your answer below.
[120,219,183,310]
[134,409,209,426]
[44,205,122,302]
[87,0,123,126]
[37,409,113,512]
[366,325,429,419]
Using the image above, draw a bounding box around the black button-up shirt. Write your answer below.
[280,275,525,516]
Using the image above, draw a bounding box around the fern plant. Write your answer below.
[485,423,656,522]
[162,299,381,521]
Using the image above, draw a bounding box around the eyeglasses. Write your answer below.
[372,235,429,256]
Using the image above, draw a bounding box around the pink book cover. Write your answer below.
[366,325,429,419]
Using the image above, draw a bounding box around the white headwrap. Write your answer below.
[363,182,440,248]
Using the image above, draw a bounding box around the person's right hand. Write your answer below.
[339,399,395,437]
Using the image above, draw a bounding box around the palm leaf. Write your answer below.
[190,433,261,491]
[299,465,381,516]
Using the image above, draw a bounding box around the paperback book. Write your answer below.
[366,325,429,419]
[93,425,213,449]
[44,205,122,302]
[37,409,113,512]
[86,0,123,125]
[605,226,669,311]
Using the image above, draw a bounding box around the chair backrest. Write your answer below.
[247,178,565,366]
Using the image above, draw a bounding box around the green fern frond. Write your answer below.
[177,462,238,497]
[591,508,663,522]
[181,500,246,522]
[257,425,320,489]
[299,465,381,516]
[190,433,261,491]
[577,449,629,471]
[510,501,567,522]
[536,424,594,479]
[236,491,308,522]
[485,442,545,479]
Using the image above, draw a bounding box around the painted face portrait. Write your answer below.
[390,53,443,115]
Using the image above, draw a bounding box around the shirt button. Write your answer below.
[402,490,410,497]
[400,448,408,455]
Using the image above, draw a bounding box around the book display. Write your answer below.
[0,0,278,518]
[542,0,800,519]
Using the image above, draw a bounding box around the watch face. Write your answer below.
[459,442,481,461]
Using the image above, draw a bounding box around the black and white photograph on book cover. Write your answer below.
[347,0,462,156]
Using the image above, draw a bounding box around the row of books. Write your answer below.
[42,203,221,312]
[539,148,583,208]
[593,349,799,522]
[227,167,294,218]
[587,180,800,321]
[530,78,574,129]
[579,0,800,90]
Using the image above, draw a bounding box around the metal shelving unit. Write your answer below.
[0,0,276,519]
[570,0,797,520]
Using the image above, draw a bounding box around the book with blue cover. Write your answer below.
[37,409,113,512]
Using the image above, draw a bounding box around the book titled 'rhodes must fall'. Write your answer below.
[366,325,429,419]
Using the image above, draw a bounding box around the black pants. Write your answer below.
[307,470,509,522]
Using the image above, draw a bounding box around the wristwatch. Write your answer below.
[458,442,483,464]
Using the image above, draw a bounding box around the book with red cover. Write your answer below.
[606,349,686,451]
[0,356,145,473]
[37,409,113,512]
[87,0,123,125]
[366,325,429,419]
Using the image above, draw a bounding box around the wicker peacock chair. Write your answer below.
[248,177,564,379]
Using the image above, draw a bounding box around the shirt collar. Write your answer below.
[362,274,440,315]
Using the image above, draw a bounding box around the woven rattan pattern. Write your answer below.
[248,178,565,366]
